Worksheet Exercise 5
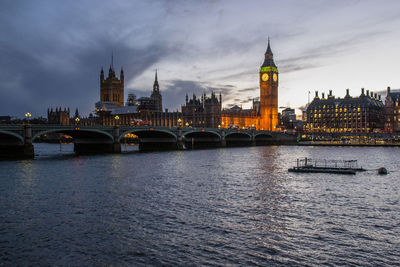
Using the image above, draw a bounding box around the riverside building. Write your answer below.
[305,89,384,133]
[384,86,400,132]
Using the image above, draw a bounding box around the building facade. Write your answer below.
[48,107,70,125]
[181,92,222,128]
[221,100,259,129]
[100,62,124,107]
[384,86,400,132]
[306,89,384,133]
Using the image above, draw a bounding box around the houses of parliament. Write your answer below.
[46,40,400,134]
[92,41,279,131]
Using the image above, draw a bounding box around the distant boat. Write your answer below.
[288,158,366,175]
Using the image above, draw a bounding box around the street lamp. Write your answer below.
[115,115,120,125]
[178,118,182,127]
[25,112,31,122]
[75,117,80,125]
[185,122,189,127]
[221,121,225,128]
[218,124,221,129]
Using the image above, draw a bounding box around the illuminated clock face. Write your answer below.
[261,73,269,81]
[273,73,278,82]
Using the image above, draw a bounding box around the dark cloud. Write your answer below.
[1,0,399,118]
[0,0,177,117]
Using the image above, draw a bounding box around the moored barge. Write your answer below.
[288,158,366,175]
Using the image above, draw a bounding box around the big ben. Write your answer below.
[259,39,278,131]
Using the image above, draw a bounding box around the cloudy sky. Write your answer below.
[1,0,400,118]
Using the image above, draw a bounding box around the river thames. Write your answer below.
[0,144,399,266]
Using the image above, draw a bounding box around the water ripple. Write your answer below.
[0,144,399,265]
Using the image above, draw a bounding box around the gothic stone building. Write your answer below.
[221,39,278,131]
[100,63,124,107]
[47,107,70,125]
[96,69,183,127]
[181,92,222,128]
[306,88,384,133]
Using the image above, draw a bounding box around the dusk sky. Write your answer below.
[1,0,400,118]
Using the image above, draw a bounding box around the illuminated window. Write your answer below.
[357,108,361,112]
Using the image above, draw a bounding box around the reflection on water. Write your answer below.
[0,143,399,265]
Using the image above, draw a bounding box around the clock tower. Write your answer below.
[259,38,278,131]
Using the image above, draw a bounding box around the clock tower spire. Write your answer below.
[259,38,278,131]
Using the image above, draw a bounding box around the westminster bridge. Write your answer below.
[0,124,296,159]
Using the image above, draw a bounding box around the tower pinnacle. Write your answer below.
[265,36,273,55]
[153,70,159,93]
[110,52,114,71]
[261,38,276,68]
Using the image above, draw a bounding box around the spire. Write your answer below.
[100,67,104,81]
[265,36,273,55]
[153,70,159,92]
[261,37,277,68]
[110,52,114,70]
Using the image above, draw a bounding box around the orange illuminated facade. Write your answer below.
[221,39,278,130]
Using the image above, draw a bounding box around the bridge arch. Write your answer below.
[254,132,273,138]
[182,130,221,139]
[225,131,252,139]
[118,128,177,142]
[0,130,24,144]
[32,129,114,142]
[224,131,252,147]
[182,130,221,149]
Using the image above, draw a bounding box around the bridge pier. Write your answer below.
[251,130,256,146]
[221,130,226,147]
[0,124,34,160]
[177,127,184,150]
[23,124,34,159]
[112,126,121,153]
